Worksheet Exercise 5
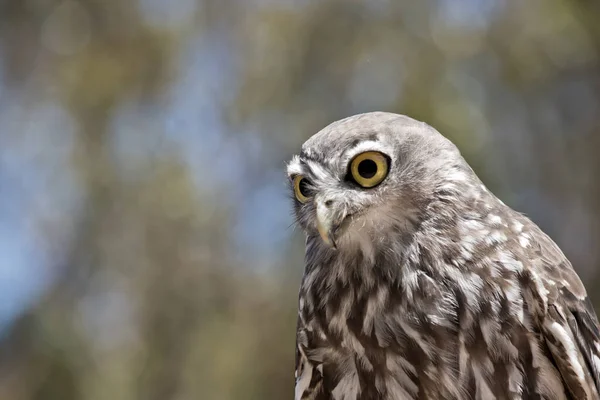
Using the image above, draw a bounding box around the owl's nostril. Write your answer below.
[324,200,334,207]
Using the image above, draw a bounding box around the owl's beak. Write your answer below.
[315,198,341,249]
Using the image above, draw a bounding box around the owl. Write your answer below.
[287,112,600,400]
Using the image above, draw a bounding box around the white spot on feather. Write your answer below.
[512,221,524,233]
[498,253,524,273]
[519,234,531,248]
[447,169,468,182]
[459,233,478,260]
[593,354,600,377]
[486,231,507,245]
[462,219,485,231]
[295,354,313,400]
[488,214,503,224]
[547,321,585,381]
[439,182,457,191]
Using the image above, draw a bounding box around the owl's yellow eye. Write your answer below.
[293,175,311,203]
[349,151,389,188]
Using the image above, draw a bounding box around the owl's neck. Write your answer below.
[300,183,506,308]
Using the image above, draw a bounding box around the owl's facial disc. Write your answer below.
[288,150,392,249]
[313,151,390,248]
[288,112,468,254]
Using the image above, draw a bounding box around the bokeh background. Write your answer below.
[0,0,599,399]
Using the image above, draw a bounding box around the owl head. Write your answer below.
[287,112,474,256]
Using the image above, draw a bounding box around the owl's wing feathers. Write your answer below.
[295,327,325,400]
[531,229,600,399]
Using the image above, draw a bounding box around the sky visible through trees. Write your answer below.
[0,0,599,399]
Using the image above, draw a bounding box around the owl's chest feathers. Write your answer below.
[301,258,466,360]
[301,230,523,347]
[298,214,535,397]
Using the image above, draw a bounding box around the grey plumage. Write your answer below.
[287,112,600,400]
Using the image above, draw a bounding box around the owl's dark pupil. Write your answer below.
[358,159,378,179]
[298,178,310,197]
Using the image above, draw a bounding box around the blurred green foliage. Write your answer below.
[0,0,599,399]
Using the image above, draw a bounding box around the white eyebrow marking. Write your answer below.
[307,160,329,181]
[286,155,332,182]
[289,139,389,181]
[342,140,388,166]
[287,155,303,177]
